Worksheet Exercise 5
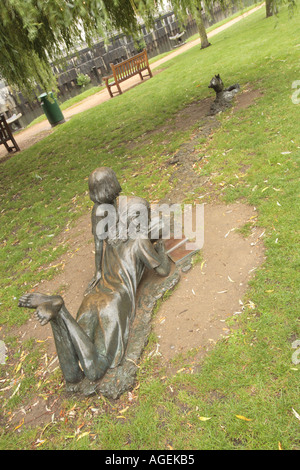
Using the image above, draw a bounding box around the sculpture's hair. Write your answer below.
[88,167,122,204]
[107,196,150,246]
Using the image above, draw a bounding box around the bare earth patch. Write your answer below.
[154,203,265,362]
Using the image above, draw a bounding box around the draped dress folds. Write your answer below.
[75,236,162,369]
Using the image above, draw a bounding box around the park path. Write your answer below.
[0,3,264,160]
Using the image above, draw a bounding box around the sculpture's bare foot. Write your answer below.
[33,298,63,326]
[18,292,63,310]
[18,292,52,309]
[19,293,63,326]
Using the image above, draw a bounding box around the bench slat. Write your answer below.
[104,49,152,97]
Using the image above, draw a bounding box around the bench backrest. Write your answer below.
[111,49,149,82]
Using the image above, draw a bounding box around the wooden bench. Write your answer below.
[0,114,20,153]
[104,49,153,98]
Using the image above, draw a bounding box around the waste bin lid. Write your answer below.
[38,93,48,99]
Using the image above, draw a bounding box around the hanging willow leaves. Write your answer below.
[0,0,157,98]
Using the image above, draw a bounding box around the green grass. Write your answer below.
[1,3,300,450]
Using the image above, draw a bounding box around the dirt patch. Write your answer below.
[234,87,263,111]
[158,87,263,204]
[127,86,262,155]
[153,203,265,362]
[126,97,213,153]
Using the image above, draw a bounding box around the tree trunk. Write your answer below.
[196,7,211,49]
[265,0,274,17]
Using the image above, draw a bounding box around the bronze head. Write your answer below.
[88,167,122,204]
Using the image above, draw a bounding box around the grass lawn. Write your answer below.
[0,4,299,450]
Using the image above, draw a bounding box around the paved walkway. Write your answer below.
[0,3,264,160]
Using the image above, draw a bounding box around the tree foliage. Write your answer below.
[0,0,156,97]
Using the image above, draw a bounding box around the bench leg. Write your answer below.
[104,79,114,98]
[2,139,12,152]
[11,135,20,152]
[108,87,114,98]
[116,82,122,95]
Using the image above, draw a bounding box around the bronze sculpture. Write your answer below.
[19,169,171,391]
[87,167,122,292]
[208,74,240,115]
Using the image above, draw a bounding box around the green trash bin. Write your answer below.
[39,92,65,127]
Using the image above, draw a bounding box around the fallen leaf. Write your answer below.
[119,406,129,414]
[35,439,47,447]
[235,415,252,421]
[224,228,236,238]
[198,416,211,421]
[76,423,85,434]
[15,362,22,373]
[10,382,21,399]
[292,408,300,421]
[278,442,283,450]
[76,432,90,441]
[14,418,24,431]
